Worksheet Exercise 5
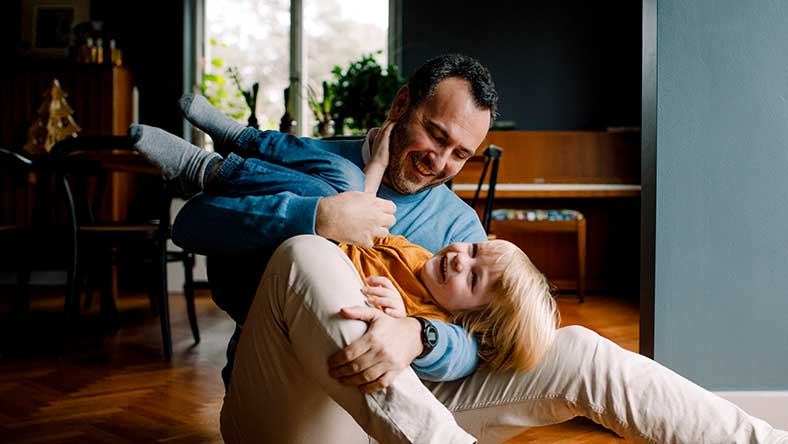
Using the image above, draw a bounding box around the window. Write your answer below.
[203,0,389,136]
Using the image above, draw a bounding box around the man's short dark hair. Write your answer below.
[407,54,498,124]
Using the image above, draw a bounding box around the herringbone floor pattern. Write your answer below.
[0,289,637,443]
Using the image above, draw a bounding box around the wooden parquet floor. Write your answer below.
[0,289,638,444]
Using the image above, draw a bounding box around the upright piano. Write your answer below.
[451,130,641,296]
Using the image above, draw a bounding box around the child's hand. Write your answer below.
[369,120,394,167]
[361,276,407,318]
[364,121,395,194]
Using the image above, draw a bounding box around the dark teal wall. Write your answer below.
[655,0,788,389]
[400,0,641,130]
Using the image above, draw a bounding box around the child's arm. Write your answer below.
[364,121,394,194]
[361,275,407,318]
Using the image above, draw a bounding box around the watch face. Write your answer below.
[425,324,438,346]
[415,318,438,359]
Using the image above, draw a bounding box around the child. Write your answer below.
[130,94,559,372]
[341,234,558,372]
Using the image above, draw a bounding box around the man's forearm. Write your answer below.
[411,320,479,381]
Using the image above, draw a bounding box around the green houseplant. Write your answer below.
[308,81,336,137]
[200,39,259,128]
[228,66,260,129]
[199,40,247,120]
[330,52,404,135]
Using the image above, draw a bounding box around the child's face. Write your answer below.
[419,240,514,312]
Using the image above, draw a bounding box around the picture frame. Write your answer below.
[20,0,90,57]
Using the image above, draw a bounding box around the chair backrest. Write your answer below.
[0,147,33,169]
[0,148,34,226]
[0,148,62,228]
[470,144,503,233]
[50,136,170,231]
[0,148,75,270]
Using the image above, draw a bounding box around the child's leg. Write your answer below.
[180,94,366,192]
[208,153,356,199]
[130,121,362,197]
[129,124,222,194]
[232,130,366,193]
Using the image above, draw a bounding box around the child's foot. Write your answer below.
[179,93,246,154]
[129,124,222,194]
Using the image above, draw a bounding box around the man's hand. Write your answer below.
[316,192,396,247]
[361,276,407,318]
[327,306,422,393]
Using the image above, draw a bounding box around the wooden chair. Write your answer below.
[1,148,81,355]
[0,148,36,318]
[472,145,586,303]
[51,136,199,359]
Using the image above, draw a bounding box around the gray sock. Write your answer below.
[129,124,222,194]
[179,93,246,154]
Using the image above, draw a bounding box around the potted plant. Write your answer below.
[228,66,260,129]
[200,39,260,128]
[329,52,404,135]
[199,40,247,121]
[308,81,335,137]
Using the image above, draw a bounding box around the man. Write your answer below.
[175,55,493,386]
[172,55,788,443]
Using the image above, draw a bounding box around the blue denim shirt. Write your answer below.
[173,130,487,381]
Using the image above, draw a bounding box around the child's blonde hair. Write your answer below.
[451,241,559,372]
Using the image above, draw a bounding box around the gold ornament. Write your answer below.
[23,79,82,155]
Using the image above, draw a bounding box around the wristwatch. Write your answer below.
[413,317,439,359]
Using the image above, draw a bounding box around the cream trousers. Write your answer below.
[221,235,788,444]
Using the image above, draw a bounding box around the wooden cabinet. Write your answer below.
[1,64,135,224]
[2,64,134,146]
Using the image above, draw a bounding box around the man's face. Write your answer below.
[384,78,491,194]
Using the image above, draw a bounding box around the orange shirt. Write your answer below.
[340,235,450,322]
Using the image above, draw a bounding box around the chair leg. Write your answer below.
[577,219,587,303]
[158,247,173,360]
[14,268,31,319]
[83,269,96,311]
[83,288,94,311]
[147,288,159,317]
[65,240,81,320]
[99,281,118,327]
[183,253,200,344]
[99,251,118,325]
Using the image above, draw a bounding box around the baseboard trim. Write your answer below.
[715,391,788,430]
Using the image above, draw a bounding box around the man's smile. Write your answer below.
[411,154,436,176]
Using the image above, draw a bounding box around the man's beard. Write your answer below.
[384,112,450,195]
